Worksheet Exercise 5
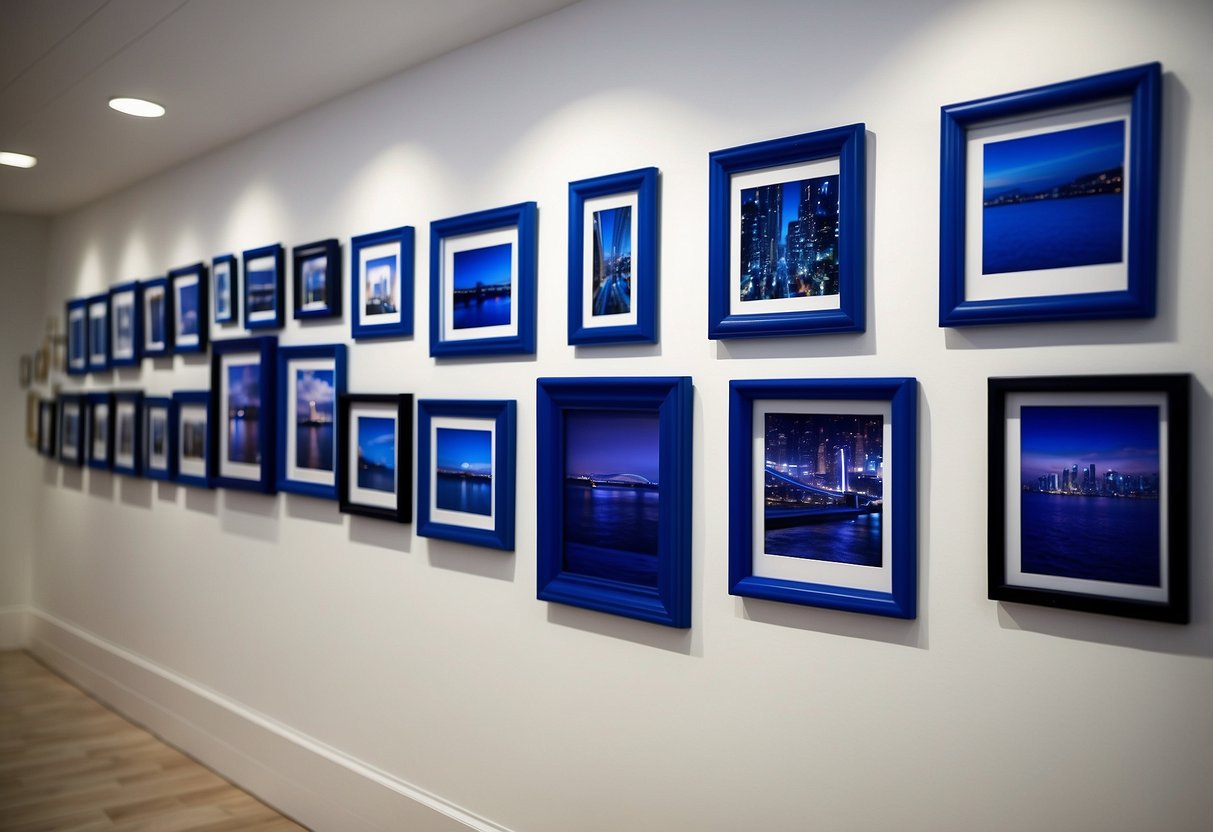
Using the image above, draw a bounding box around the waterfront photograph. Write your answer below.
[435,427,492,515]
[762,412,884,567]
[452,242,511,330]
[739,173,839,303]
[1019,404,1160,585]
[294,368,335,472]
[247,265,276,314]
[301,256,327,307]
[215,263,231,318]
[177,281,199,337]
[356,415,395,493]
[226,363,261,464]
[563,410,660,587]
[591,205,632,317]
[147,290,165,345]
[982,120,1125,275]
[363,255,397,316]
[182,418,205,459]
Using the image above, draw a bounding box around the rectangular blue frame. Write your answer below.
[37,399,57,457]
[337,393,414,523]
[212,254,239,327]
[276,344,346,499]
[728,378,918,619]
[210,336,277,492]
[708,124,866,339]
[939,63,1161,326]
[85,292,110,372]
[85,391,113,470]
[293,238,342,320]
[111,390,143,476]
[350,225,414,340]
[142,396,174,480]
[172,390,212,489]
[536,376,693,628]
[169,262,209,353]
[58,393,85,467]
[243,243,285,331]
[416,399,516,550]
[568,167,658,345]
[65,297,88,375]
[430,202,537,357]
[108,281,143,367]
[141,276,173,357]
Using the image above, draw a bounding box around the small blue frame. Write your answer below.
[85,293,111,372]
[728,378,917,618]
[536,376,693,628]
[430,202,537,357]
[169,262,209,353]
[172,390,212,488]
[243,243,285,331]
[57,393,85,467]
[111,390,143,476]
[85,391,113,470]
[212,254,239,327]
[416,399,516,550]
[141,276,173,357]
[210,336,277,493]
[350,226,414,340]
[108,281,143,368]
[939,63,1161,326]
[337,393,414,523]
[708,124,866,339]
[293,238,342,320]
[568,167,658,345]
[142,396,174,481]
[276,343,346,499]
[65,297,88,375]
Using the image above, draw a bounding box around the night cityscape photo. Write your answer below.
[226,364,261,464]
[591,206,631,316]
[356,416,396,493]
[247,266,276,314]
[177,282,199,337]
[740,173,839,303]
[435,427,492,516]
[452,242,512,330]
[363,256,398,316]
[294,368,335,472]
[302,257,327,307]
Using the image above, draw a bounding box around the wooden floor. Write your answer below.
[0,650,307,831]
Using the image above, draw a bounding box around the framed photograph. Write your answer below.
[86,293,110,372]
[337,393,413,523]
[728,378,918,618]
[26,392,39,446]
[172,391,211,488]
[350,225,413,340]
[111,391,143,476]
[536,377,693,628]
[417,399,516,550]
[34,346,49,382]
[430,202,537,357]
[210,336,277,492]
[293,238,342,320]
[108,281,142,367]
[708,123,866,339]
[143,396,173,480]
[940,63,1161,326]
[568,167,658,345]
[66,298,88,375]
[988,374,1189,623]
[37,399,56,457]
[58,393,85,466]
[243,243,285,330]
[276,344,346,499]
[142,276,173,357]
[170,262,208,353]
[85,391,113,470]
[212,254,239,326]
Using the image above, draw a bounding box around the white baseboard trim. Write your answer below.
[27,610,513,832]
[0,605,28,649]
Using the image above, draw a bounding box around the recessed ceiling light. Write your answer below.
[108,97,165,118]
[0,151,37,168]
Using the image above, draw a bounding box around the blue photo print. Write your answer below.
[452,242,512,330]
[66,298,88,374]
[277,344,345,498]
[364,256,398,317]
[243,244,284,330]
[170,262,207,353]
[357,416,396,493]
[740,174,839,302]
[435,427,492,515]
[591,205,632,316]
[227,363,262,465]
[294,368,336,472]
[339,393,412,522]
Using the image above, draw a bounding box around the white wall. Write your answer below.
[25,1,1213,830]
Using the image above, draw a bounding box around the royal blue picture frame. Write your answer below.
[85,391,113,470]
[568,167,658,345]
[430,202,537,357]
[212,254,239,327]
[708,123,866,339]
[536,376,693,628]
[85,293,110,372]
[169,262,209,353]
[337,393,414,523]
[293,238,342,320]
[65,297,88,375]
[728,378,918,619]
[210,336,278,493]
[417,399,516,550]
[350,226,414,340]
[939,63,1161,326]
[172,390,212,488]
[243,243,285,331]
[142,396,174,480]
[107,281,142,368]
[57,393,85,467]
[141,276,173,357]
[111,391,143,476]
[276,344,346,499]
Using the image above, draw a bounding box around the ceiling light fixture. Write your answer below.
[0,151,38,169]
[108,97,165,118]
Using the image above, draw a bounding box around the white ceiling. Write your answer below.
[0,0,579,216]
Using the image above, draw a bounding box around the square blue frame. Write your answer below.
[142,396,174,481]
[293,238,342,320]
[243,243,285,331]
[85,293,111,372]
[37,399,57,457]
[85,391,113,470]
[568,167,658,345]
[58,393,85,467]
[172,390,212,488]
[141,276,173,357]
[430,202,537,357]
[536,376,693,628]
[708,124,866,339]
[276,344,346,499]
[337,393,414,523]
[169,262,209,353]
[111,390,143,476]
[65,297,88,375]
[108,281,143,367]
[350,226,414,340]
[939,63,1161,326]
[728,378,918,619]
[212,254,239,326]
[417,399,516,550]
[210,336,277,492]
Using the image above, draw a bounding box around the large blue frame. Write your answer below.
[430,202,537,357]
[293,238,342,320]
[242,243,285,331]
[172,390,212,489]
[210,336,278,493]
[728,377,918,619]
[276,343,346,499]
[85,292,111,372]
[169,262,209,353]
[57,393,85,467]
[416,399,516,550]
[85,391,113,470]
[108,281,142,367]
[567,167,658,345]
[708,124,866,339]
[212,254,239,327]
[65,297,88,375]
[111,390,143,477]
[141,276,173,357]
[939,63,1161,326]
[536,376,693,628]
[350,225,414,340]
[142,396,174,481]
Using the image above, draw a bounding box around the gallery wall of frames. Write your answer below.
[14,2,1212,831]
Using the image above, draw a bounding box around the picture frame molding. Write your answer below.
[337,393,414,523]
[108,281,143,368]
[172,390,212,489]
[58,393,86,467]
[209,336,278,493]
[111,390,143,477]
[276,343,346,499]
[350,225,414,340]
[168,262,209,354]
[85,292,111,372]
[141,276,174,357]
[242,243,286,331]
[142,395,175,481]
[85,391,114,470]
[212,253,240,327]
[293,238,342,320]
[65,297,89,375]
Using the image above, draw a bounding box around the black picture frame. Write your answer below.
[337,393,414,523]
[293,238,342,320]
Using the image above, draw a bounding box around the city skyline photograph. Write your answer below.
[739,173,840,303]
[591,205,632,317]
[363,255,398,316]
[452,241,512,330]
[294,368,335,472]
